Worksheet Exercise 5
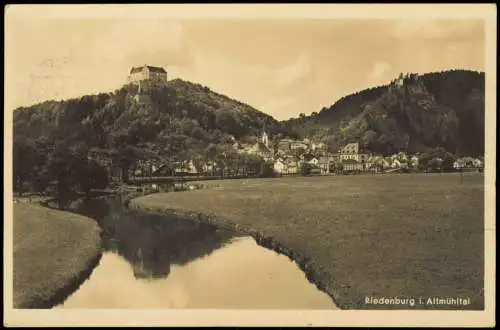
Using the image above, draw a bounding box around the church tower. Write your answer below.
[261,125,269,148]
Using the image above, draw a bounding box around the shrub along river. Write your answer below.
[54,190,337,309]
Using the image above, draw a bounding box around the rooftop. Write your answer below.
[249,142,272,154]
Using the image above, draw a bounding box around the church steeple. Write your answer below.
[261,123,269,148]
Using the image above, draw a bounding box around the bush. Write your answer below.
[300,163,313,176]
[259,162,276,178]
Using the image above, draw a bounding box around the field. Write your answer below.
[13,203,102,308]
[130,173,485,309]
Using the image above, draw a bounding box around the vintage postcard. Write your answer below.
[4,3,496,327]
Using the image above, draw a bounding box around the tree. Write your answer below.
[111,146,143,183]
[13,137,36,195]
[362,130,378,149]
[428,157,443,172]
[204,143,218,160]
[441,153,457,172]
[46,140,80,209]
[331,160,344,174]
[300,162,313,176]
[215,108,243,138]
[259,161,275,178]
[77,159,109,194]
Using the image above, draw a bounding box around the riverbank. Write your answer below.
[13,203,102,308]
[130,173,485,310]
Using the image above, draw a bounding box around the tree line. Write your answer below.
[13,78,290,203]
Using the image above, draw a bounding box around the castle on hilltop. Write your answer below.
[127,65,168,92]
[389,72,424,93]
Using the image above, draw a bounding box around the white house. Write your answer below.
[202,161,218,174]
[317,156,333,174]
[273,157,299,175]
[472,158,483,168]
[186,160,198,174]
[392,152,408,162]
[311,142,327,151]
[273,158,287,174]
[410,155,420,168]
[174,160,198,175]
[391,159,402,169]
[343,159,363,172]
[454,159,466,170]
[391,158,408,169]
[339,142,370,163]
[370,157,391,170]
[289,141,309,151]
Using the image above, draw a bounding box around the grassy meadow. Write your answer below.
[13,203,102,308]
[131,172,485,310]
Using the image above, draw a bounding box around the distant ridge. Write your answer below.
[281,69,485,156]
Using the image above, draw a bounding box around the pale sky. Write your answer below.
[5,12,486,120]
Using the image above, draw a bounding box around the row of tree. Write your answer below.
[13,137,109,209]
[13,78,293,201]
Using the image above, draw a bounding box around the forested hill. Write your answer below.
[13,78,287,161]
[281,70,485,157]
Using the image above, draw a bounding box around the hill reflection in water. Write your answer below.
[72,196,240,281]
[59,195,336,309]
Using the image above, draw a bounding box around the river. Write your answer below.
[55,194,337,309]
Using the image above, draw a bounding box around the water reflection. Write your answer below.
[72,196,239,281]
[59,237,336,309]
[58,194,337,309]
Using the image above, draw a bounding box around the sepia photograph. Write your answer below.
[4,3,496,327]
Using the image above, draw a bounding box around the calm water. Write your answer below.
[56,195,336,309]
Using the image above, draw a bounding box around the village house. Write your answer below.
[232,141,243,151]
[453,159,467,170]
[342,159,364,172]
[391,152,409,162]
[286,160,299,174]
[273,158,287,174]
[391,158,408,169]
[289,140,309,151]
[311,142,327,152]
[275,139,295,155]
[317,155,335,174]
[472,158,483,168]
[247,142,274,161]
[338,142,373,172]
[173,160,199,175]
[339,142,370,163]
[366,155,388,172]
[244,131,274,161]
[410,155,420,169]
[201,161,218,174]
[301,153,319,166]
[273,156,300,175]
[388,153,409,169]
[151,163,172,177]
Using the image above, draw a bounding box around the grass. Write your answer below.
[130,173,485,310]
[13,203,102,308]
